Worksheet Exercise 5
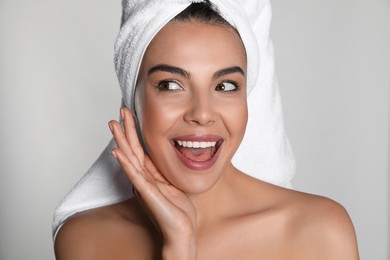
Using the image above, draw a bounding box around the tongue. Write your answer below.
[177,147,214,162]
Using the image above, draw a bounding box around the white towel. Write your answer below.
[52,0,295,239]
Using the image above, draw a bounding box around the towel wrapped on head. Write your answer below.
[52,0,295,239]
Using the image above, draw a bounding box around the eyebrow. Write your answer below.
[148,64,245,80]
[148,64,190,78]
[212,66,245,80]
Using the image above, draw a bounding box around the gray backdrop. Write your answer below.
[0,0,388,259]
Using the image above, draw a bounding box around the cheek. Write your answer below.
[140,90,183,154]
[233,104,248,142]
[141,95,162,144]
[237,105,248,133]
[225,108,248,165]
[220,97,248,136]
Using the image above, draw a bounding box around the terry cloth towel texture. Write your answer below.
[52,0,296,239]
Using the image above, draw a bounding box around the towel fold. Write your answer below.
[52,0,295,239]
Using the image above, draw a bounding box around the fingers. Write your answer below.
[112,148,172,213]
[112,148,155,189]
[111,148,141,182]
[109,111,143,171]
[145,156,168,183]
[121,108,145,164]
[110,108,167,187]
[113,144,197,242]
[131,183,141,201]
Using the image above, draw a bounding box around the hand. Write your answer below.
[109,108,197,259]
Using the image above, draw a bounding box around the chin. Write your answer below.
[157,154,233,196]
[171,173,222,195]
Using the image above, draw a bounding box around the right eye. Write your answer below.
[157,81,183,91]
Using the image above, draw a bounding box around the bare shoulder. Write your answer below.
[228,174,359,258]
[281,189,360,259]
[54,199,157,260]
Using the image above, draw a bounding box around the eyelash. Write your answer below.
[155,79,241,92]
[155,80,183,91]
[215,80,240,93]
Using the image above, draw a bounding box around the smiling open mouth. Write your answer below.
[173,139,223,162]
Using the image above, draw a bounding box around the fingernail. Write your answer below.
[120,108,125,120]
[111,150,118,159]
[108,122,113,132]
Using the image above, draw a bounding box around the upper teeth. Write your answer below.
[177,140,217,148]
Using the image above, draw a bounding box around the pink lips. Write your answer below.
[171,134,223,171]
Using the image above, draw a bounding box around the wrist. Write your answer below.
[162,236,197,260]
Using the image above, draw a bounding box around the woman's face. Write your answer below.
[136,21,247,195]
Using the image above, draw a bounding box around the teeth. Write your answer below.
[176,140,217,148]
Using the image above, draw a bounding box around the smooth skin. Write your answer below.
[55,21,359,259]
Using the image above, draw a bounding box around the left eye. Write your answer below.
[215,81,238,92]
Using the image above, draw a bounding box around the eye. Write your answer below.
[157,80,183,91]
[215,81,238,92]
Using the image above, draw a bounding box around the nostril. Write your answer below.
[182,92,217,125]
[188,116,216,126]
[184,102,217,125]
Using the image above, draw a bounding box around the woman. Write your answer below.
[54,1,359,259]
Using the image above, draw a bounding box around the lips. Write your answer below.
[171,135,223,170]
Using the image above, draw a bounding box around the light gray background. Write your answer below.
[0,0,388,259]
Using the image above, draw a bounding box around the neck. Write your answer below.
[187,164,241,228]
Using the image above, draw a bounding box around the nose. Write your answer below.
[184,92,216,126]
